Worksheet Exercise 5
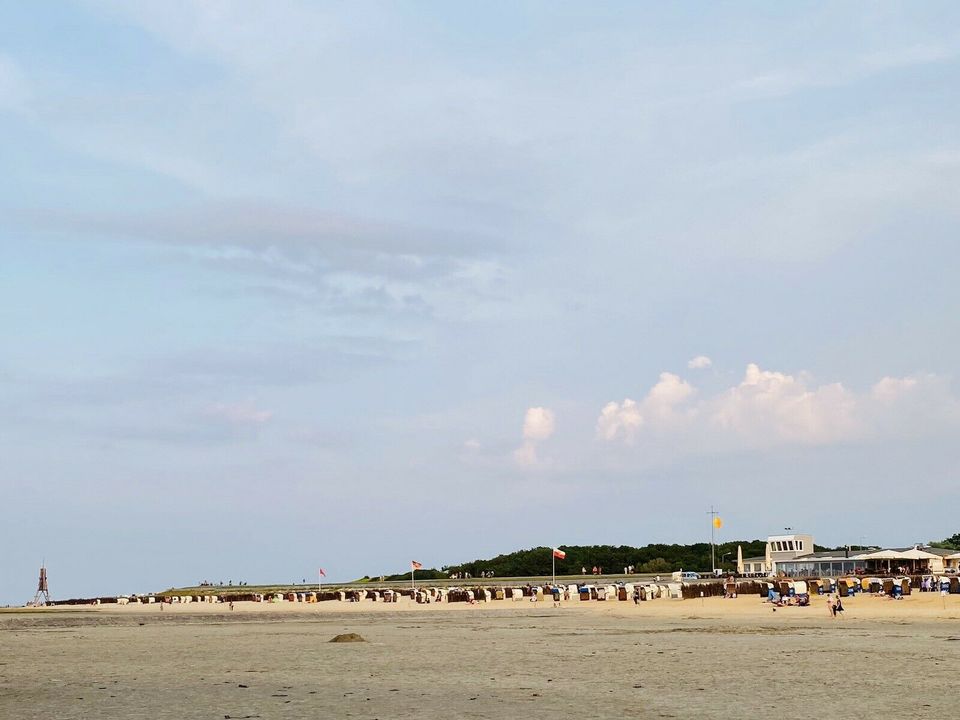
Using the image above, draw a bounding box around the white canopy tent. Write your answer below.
[896,548,941,561]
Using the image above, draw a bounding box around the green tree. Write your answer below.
[929,533,960,550]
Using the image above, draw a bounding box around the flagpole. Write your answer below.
[318,569,322,595]
[411,567,415,591]
[552,550,556,587]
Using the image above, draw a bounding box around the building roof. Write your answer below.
[903,546,956,557]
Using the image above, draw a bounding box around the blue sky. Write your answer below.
[2,2,960,604]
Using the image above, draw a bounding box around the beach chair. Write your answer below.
[882,579,894,595]
[617,587,628,601]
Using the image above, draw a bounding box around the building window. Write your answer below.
[788,541,795,551]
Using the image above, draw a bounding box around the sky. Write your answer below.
[2,2,960,604]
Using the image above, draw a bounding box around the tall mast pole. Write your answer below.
[708,506,719,573]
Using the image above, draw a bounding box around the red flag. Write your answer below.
[319,568,326,578]
[553,548,566,560]
[411,560,423,570]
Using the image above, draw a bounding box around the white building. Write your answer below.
[741,532,813,575]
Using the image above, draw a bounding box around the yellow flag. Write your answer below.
[713,516,723,529]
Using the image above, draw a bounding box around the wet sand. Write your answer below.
[3,593,959,719]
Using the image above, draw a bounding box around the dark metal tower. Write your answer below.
[31,564,51,606]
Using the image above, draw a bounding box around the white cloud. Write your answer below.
[688,355,712,370]
[599,364,957,452]
[522,406,555,441]
[710,364,858,445]
[597,399,642,443]
[871,375,919,403]
[645,372,696,423]
[597,372,695,443]
[515,406,555,466]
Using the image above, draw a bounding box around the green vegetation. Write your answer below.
[929,532,960,551]
[380,540,782,580]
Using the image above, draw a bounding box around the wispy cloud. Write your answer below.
[204,401,273,425]
[687,355,712,370]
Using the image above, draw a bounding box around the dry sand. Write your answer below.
[2,592,960,719]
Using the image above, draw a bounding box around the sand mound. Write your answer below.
[329,632,366,643]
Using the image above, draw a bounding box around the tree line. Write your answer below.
[376,540,787,581]
[929,532,960,550]
[374,534,960,582]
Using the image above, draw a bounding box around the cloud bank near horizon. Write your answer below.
[596,363,957,452]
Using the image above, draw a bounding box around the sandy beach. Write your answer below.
[3,592,959,719]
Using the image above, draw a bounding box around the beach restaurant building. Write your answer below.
[740,533,960,577]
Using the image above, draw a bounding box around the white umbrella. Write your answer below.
[764,542,772,574]
[736,545,744,575]
[854,549,907,560]
[897,547,941,560]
